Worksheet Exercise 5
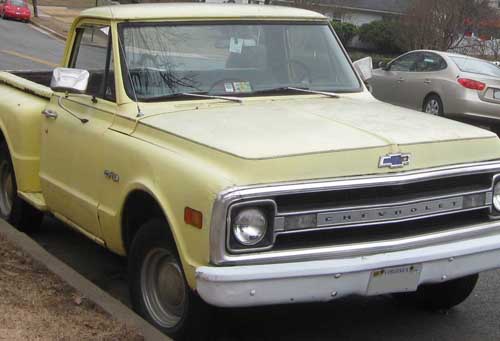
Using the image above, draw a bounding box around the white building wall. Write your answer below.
[342,11,383,26]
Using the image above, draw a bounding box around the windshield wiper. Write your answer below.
[145,91,243,103]
[286,87,340,98]
[253,86,340,98]
[180,92,243,103]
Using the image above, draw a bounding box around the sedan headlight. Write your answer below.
[494,181,500,212]
[232,208,268,246]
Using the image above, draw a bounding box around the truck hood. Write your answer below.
[140,96,496,160]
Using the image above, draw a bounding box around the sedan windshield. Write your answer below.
[10,0,26,7]
[119,22,360,101]
[451,56,500,78]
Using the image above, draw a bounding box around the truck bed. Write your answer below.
[0,70,52,195]
[0,70,52,99]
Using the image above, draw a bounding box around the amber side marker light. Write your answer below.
[185,207,203,229]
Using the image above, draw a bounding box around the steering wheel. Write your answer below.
[287,59,312,84]
[208,78,249,94]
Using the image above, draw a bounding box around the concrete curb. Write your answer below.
[0,219,169,341]
[29,18,67,41]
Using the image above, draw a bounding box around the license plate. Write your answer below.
[494,90,500,100]
[367,264,422,295]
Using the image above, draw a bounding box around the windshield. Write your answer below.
[119,22,360,101]
[451,56,500,78]
[9,0,26,7]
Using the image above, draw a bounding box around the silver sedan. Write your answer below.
[370,50,500,123]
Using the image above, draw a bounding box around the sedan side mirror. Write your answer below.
[353,57,373,82]
[50,67,89,94]
[378,61,389,70]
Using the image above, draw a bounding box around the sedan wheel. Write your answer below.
[423,95,443,116]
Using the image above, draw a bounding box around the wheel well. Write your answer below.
[0,130,6,146]
[423,92,442,109]
[121,190,168,254]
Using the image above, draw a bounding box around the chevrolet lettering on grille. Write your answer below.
[316,195,486,228]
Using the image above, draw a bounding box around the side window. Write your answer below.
[389,53,420,72]
[70,25,115,101]
[415,52,447,72]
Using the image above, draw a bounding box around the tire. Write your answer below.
[128,219,212,340]
[423,94,444,116]
[393,274,479,311]
[0,143,43,232]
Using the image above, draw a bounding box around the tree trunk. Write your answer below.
[32,0,38,17]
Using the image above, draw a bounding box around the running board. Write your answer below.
[17,191,48,211]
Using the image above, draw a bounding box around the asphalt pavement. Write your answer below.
[2,15,500,341]
[0,18,63,70]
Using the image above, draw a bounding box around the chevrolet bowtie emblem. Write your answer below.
[379,153,411,169]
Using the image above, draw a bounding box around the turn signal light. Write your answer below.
[184,207,203,229]
[457,78,486,91]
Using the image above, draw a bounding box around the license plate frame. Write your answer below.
[367,264,422,295]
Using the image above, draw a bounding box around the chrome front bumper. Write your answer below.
[196,227,500,307]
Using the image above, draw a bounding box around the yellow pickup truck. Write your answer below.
[2,3,500,338]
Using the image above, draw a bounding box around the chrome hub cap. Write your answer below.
[425,99,440,115]
[0,160,14,218]
[141,248,186,328]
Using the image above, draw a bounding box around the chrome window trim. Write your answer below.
[210,160,500,265]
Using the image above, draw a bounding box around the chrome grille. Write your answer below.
[273,174,494,233]
[210,161,500,265]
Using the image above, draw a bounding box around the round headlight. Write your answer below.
[232,208,268,246]
[494,182,500,211]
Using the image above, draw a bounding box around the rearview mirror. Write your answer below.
[353,57,373,82]
[50,68,89,94]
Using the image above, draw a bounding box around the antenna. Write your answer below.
[117,33,144,118]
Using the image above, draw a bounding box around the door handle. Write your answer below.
[424,79,432,84]
[397,78,405,83]
[41,109,58,119]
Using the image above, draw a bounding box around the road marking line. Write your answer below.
[0,49,58,67]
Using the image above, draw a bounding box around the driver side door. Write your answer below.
[40,23,115,239]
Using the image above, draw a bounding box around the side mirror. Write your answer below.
[353,57,373,82]
[378,61,389,70]
[50,68,89,94]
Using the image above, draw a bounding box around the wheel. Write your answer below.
[393,274,478,311]
[423,94,444,116]
[0,143,43,232]
[128,219,212,340]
